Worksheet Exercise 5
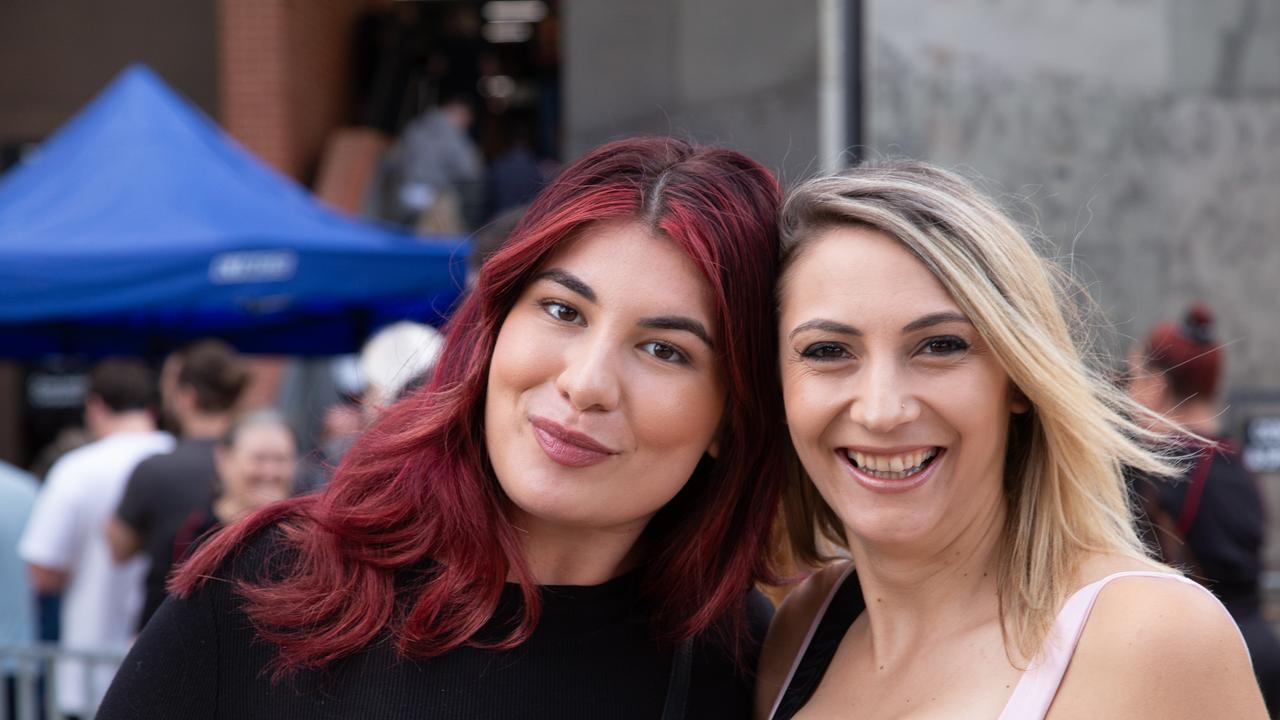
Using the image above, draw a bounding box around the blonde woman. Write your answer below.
[757,162,1266,719]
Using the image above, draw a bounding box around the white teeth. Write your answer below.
[844,447,940,479]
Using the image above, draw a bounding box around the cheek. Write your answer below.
[781,370,841,451]
[1129,375,1161,408]
[224,461,249,490]
[935,368,1013,463]
[627,368,724,453]
[487,316,558,405]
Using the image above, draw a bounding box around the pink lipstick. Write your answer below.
[530,416,617,468]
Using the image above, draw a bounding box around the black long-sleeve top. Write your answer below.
[98,530,772,719]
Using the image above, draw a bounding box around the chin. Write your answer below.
[513,498,630,531]
[505,476,604,527]
[841,508,940,549]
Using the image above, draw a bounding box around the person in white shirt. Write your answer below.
[20,358,173,718]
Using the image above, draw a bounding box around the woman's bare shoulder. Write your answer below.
[1050,557,1267,719]
[753,561,852,720]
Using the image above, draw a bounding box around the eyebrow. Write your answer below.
[901,311,971,334]
[788,318,860,340]
[640,316,714,349]
[534,268,595,303]
[533,268,714,349]
[788,311,971,340]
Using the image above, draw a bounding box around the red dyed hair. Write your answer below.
[173,137,787,671]
[1142,303,1223,400]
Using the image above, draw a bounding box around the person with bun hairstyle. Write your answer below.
[758,162,1265,719]
[99,137,788,720]
[1129,304,1280,714]
[108,339,250,631]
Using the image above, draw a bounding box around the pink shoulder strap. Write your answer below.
[997,571,1239,720]
[767,562,856,720]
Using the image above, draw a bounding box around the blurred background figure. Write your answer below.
[376,91,483,233]
[18,359,172,718]
[1129,304,1280,714]
[0,459,38,720]
[485,124,544,220]
[358,320,444,415]
[27,427,92,488]
[173,410,298,563]
[295,322,443,495]
[466,203,526,289]
[108,340,249,632]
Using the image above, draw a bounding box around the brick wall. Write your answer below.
[219,0,368,182]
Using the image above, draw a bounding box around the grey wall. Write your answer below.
[562,0,821,183]
[563,0,1280,395]
[866,0,1280,395]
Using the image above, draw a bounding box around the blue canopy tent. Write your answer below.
[0,65,468,359]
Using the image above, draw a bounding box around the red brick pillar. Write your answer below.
[218,0,366,182]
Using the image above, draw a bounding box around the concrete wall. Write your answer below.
[866,0,1280,394]
[563,0,820,182]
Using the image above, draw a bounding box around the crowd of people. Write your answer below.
[1,345,294,718]
[0,136,1276,720]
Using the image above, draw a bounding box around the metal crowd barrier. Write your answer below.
[0,644,125,720]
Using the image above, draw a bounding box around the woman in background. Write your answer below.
[173,410,298,560]
[100,137,788,720]
[1129,304,1280,715]
[758,162,1264,719]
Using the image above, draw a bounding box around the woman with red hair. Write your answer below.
[1129,304,1280,715]
[99,137,787,720]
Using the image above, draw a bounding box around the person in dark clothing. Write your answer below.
[1128,304,1280,715]
[99,138,790,719]
[107,339,249,630]
[173,410,298,563]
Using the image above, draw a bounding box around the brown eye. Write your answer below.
[641,341,688,365]
[921,336,969,355]
[800,342,848,361]
[542,301,582,324]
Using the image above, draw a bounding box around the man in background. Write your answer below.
[383,93,483,232]
[107,339,248,631]
[19,359,173,718]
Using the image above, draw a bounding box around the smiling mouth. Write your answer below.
[843,447,942,481]
[529,416,618,468]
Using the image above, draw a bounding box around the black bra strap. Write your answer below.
[772,569,864,719]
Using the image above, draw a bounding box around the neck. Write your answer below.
[213,495,253,524]
[96,411,157,439]
[847,501,1007,665]
[512,511,644,586]
[182,412,231,440]
[1163,399,1222,437]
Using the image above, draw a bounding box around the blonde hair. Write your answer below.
[779,160,1179,659]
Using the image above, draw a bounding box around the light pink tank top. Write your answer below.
[998,570,1243,719]
[771,570,1244,720]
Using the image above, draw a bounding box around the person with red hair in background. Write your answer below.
[1128,304,1280,714]
[99,137,788,720]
